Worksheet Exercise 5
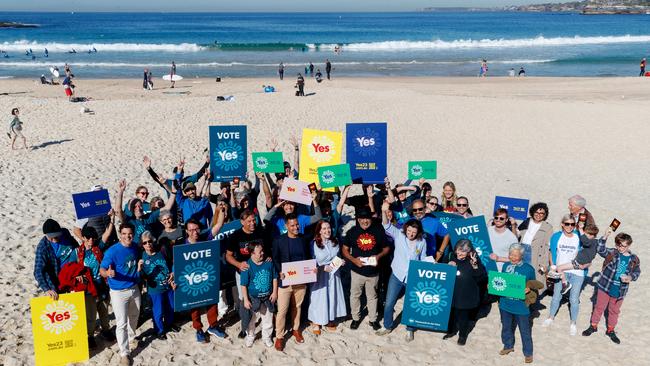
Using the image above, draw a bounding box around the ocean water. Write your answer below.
[1,11,649,78]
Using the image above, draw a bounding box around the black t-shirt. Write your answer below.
[343,222,387,277]
[225,228,268,268]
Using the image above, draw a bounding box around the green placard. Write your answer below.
[317,164,352,189]
[252,152,284,173]
[408,161,437,180]
[488,270,526,300]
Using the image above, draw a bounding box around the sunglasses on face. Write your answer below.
[142,240,154,245]
[457,203,468,207]
[563,222,576,227]
[412,207,424,212]
[494,216,507,221]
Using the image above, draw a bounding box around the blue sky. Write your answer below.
[3,1,565,12]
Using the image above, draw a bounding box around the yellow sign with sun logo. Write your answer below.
[299,128,343,191]
[30,292,89,366]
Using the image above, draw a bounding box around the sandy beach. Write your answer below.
[1,76,649,365]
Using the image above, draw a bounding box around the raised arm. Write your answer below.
[385,177,396,204]
[336,185,351,214]
[366,185,376,216]
[210,207,226,237]
[290,135,300,175]
[306,191,323,225]
[143,155,173,194]
[256,172,273,210]
[115,179,127,223]
[101,209,116,245]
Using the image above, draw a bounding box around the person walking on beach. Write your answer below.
[309,62,314,76]
[325,59,332,80]
[479,59,488,77]
[296,74,305,96]
[278,62,284,80]
[8,108,28,150]
[640,58,646,76]
[170,61,177,88]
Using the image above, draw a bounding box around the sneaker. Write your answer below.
[292,330,304,344]
[405,330,414,342]
[443,332,456,340]
[369,321,381,331]
[542,318,553,327]
[457,337,467,346]
[237,330,246,339]
[88,336,97,349]
[499,348,514,356]
[156,333,167,340]
[168,325,181,333]
[561,282,573,295]
[606,330,621,344]
[274,337,285,351]
[207,326,226,339]
[100,329,116,341]
[196,330,208,343]
[582,325,597,337]
[375,328,392,336]
[263,338,274,348]
[350,320,361,330]
[245,336,255,348]
[525,356,534,363]
[569,324,577,336]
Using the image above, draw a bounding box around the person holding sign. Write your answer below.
[240,242,278,348]
[376,201,426,342]
[498,243,536,364]
[264,190,322,237]
[99,223,142,365]
[385,177,420,227]
[308,220,347,335]
[445,239,486,345]
[568,195,596,227]
[342,207,389,331]
[582,232,641,344]
[488,208,519,272]
[34,219,79,301]
[271,214,311,351]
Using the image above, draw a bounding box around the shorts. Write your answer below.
[11,128,24,139]
[65,88,72,96]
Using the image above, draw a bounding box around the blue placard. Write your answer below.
[346,122,387,184]
[209,125,247,182]
[494,196,530,221]
[213,220,243,287]
[448,215,496,271]
[173,240,221,312]
[402,261,456,331]
[72,189,111,219]
[432,211,463,230]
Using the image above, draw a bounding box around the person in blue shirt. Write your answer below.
[174,159,213,229]
[33,219,79,300]
[498,243,536,364]
[99,223,142,365]
[264,190,322,238]
[409,199,450,259]
[376,201,426,342]
[385,177,420,227]
[139,231,176,340]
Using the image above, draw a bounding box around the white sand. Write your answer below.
[1,76,649,365]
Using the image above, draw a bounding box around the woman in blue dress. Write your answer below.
[308,220,347,335]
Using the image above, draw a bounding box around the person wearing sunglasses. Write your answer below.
[409,199,450,259]
[514,202,553,284]
[543,214,584,336]
[455,196,473,218]
[425,196,442,213]
[488,209,519,272]
[122,186,152,218]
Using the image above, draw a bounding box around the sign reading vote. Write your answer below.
[31,292,89,366]
[408,161,437,180]
[448,215,496,271]
[252,152,284,173]
[494,196,530,221]
[402,261,456,331]
[281,259,317,286]
[72,189,111,220]
[209,125,247,182]
[488,270,526,300]
[317,163,352,189]
[173,241,220,312]
[299,128,343,189]
[213,220,243,288]
[278,178,313,206]
[346,122,387,184]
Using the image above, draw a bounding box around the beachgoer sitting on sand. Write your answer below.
[315,69,323,83]
[263,85,275,93]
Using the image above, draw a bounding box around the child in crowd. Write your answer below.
[549,224,600,294]
[582,232,640,344]
[240,242,278,348]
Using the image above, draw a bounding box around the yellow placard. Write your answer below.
[31,292,89,366]
[299,128,343,191]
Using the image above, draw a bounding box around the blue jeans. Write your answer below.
[149,289,174,334]
[549,272,584,322]
[500,309,533,357]
[383,274,414,331]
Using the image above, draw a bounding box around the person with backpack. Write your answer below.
[582,231,641,344]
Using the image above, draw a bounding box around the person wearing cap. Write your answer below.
[115,178,175,245]
[175,159,213,229]
[34,219,79,300]
[264,190,322,238]
[342,206,389,331]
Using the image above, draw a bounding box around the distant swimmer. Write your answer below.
[44,48,48,57]
[93,47,97,53]
[69,49,77,54]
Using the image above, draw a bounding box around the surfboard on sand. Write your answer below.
[162,74,183,81]
[49,67,60,78]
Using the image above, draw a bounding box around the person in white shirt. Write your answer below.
[488,208,519,272]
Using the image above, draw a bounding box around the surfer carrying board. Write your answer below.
[170,61,177,88]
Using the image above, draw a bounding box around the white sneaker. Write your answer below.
[263,338,274,348]
[542,318,553,327]
[245,335,255,348]
[570,324,577,336]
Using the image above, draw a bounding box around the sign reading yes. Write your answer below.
[173,240,221,312]
[209,125,247,182]
[402,261,456,331]
[448,215,496,271]
[493,196,530,221]
[346,123,387,184]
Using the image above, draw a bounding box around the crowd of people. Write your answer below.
[33,144,640,366]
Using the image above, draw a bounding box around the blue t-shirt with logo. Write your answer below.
[240,259,277,298]
[100,243,141,290]
[141,251,172,294]
[50,239,77,269]
[498,261,536,315]
[272,214,312,237]
[608,255,631,298]
[420,215,448,256]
